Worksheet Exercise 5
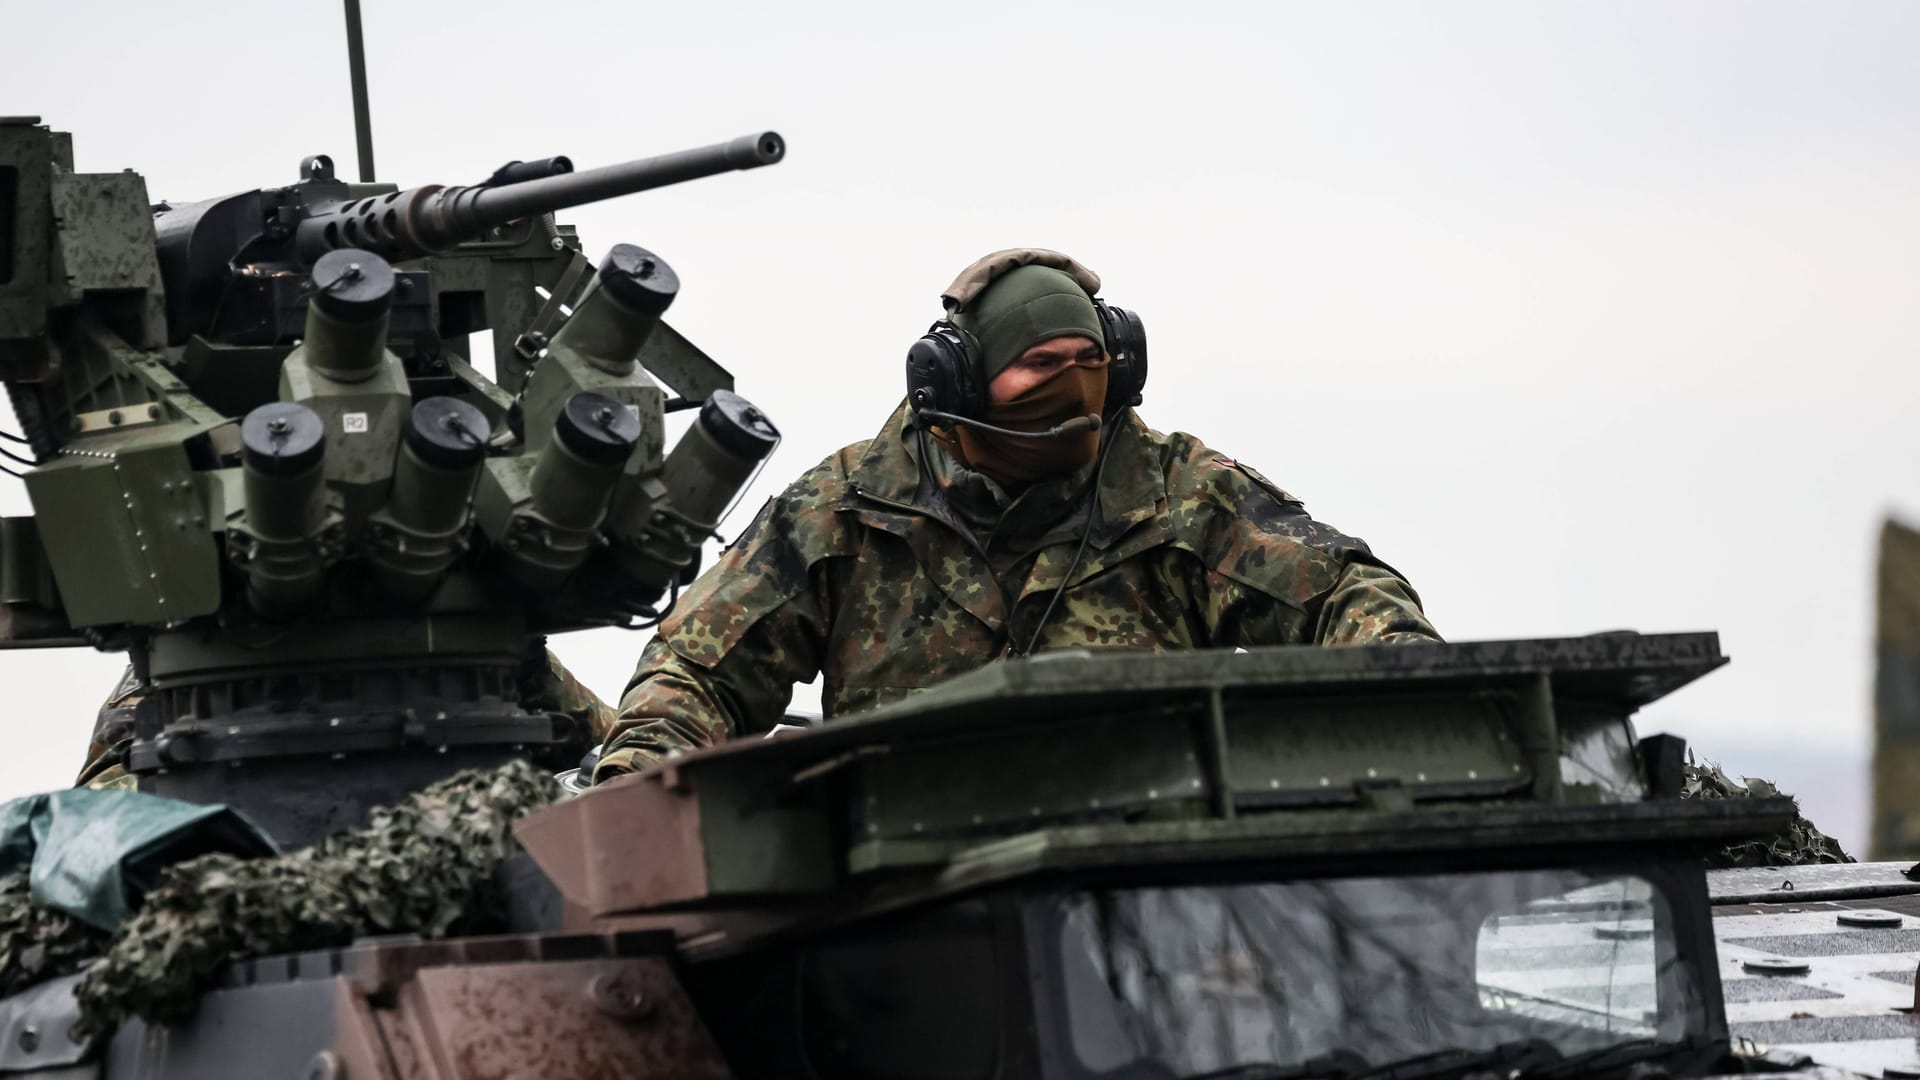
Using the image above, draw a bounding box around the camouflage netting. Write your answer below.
[0,874,109,999]
[12,760,558,1037]
[1681,754,1852,869]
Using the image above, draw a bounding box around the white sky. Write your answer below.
[0,0,1914,851]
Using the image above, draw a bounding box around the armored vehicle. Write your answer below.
[9,626,1920,1077]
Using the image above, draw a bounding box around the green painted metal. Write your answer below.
[0,119,53,359]
[856,708,1205,840]
[26,428,220,626]
[0,515,71,644]
[639,322,734,402]
[48,172,164,346]
[417,223,586,395]
[144,609,527,685]
[545,633,1754,908]
[1873,518,1920,858]
[921,798,1794,895]
[518,278,670,464]
[277,336,411,519]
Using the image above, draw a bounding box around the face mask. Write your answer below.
[952,362,1108,488]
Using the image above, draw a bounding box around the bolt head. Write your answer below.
[304,1050,344,1080]
[587,973,655,1022]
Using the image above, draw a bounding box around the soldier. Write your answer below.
[591,249,1440,782]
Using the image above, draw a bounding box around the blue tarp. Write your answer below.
[0,789,275,930]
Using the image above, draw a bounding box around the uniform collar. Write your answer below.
[847,400,1166,547]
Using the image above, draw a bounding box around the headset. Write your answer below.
[905,297,1148,438]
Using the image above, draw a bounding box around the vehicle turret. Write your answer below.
[0,116,784,843]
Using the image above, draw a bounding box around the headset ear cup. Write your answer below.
[905,321,985,419]
[905,334,946,413]
[948,324,984,418]
[1096,302,1148,413]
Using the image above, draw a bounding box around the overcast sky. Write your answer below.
[0,0,1915,851]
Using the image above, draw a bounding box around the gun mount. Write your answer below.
[0,117,785,843]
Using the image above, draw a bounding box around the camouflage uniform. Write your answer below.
[594,403,1439,779]
[75,667,144,792]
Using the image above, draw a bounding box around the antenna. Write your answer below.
[342,0,376,182]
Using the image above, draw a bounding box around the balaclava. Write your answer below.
[941,251,1109,487]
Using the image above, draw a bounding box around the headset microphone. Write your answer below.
[914,408,1101,440]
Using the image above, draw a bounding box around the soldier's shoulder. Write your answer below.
[664,436,872,654]
[1149,427,1375,584]
[723,438,868,558]
[774,439,866,508]
[1152,427,1308,514]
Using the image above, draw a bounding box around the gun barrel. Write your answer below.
[297,131,785,263]
[470,132,782,226]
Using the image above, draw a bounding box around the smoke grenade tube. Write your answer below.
[660,391,780,528]
[371,398,491,600]
[302,249,395,383]
[545,245,678,376]
[501,392,641,592]
[529,392,641,530]
[389,398,488,533]
[239,403,329,617]
[615,391,779,602]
